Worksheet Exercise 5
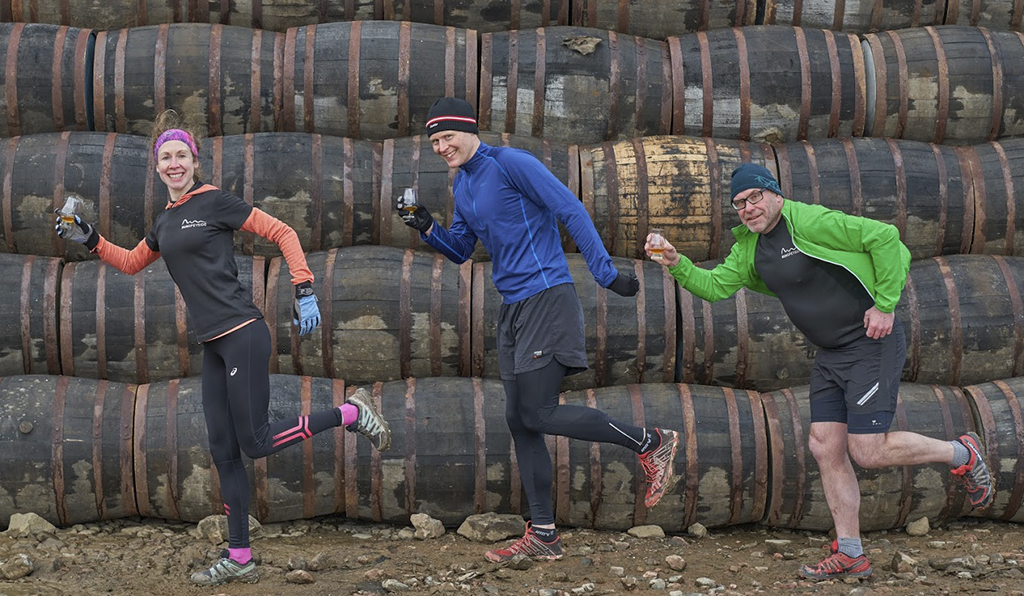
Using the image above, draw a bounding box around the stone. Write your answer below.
[0,554,34,580]
[907,517,930,536]
[666,555,687,571]
[195,514,262,544]
[309,552,331,571]
[695,577,717,589]
[764,539,792,554]
[411,513,446,540]
[382,578,410,591]
[891,552,919,574]
[628,525,665,539]
[610,566,625,576]
[3,513,57,537]
[285,569,315,584]
[687,524,707,539]
[456,513,525,543]
[649,578,667,590]
[507,554,533,571]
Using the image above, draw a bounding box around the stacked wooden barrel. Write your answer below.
[2,2,1024,534]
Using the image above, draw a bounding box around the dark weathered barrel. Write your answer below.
[92,24,282,136]
[0,375,137,527]
[0,132,157,261]
[59,255,265,383]
[558,383,766,530]
[668,26,866,142]
[956,139,1024,256]
[761,383,973,531]
[944,0,1024,32]
[479,26,672,145]
[131,375,766,530]
[201,133,382,256]
[862,26,1024,144]
[580,135,776,261]
[1,1,567,34]
[0,23,92,136]
[962,378,1024,522]
[377,132,578,256]
[0,253,61,376]
[134,375,356,523]
[474,254,677,390]
[281,21,477,139]
[774,137,971,260]
[762,0,945,33]
[570,0,756,39]
[266,246,471,384]
[679,255,1024,391]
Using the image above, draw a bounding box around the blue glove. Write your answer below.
[54,212,97,245]
[293,294,321,336]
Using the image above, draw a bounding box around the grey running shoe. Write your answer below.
[346,387,392,451]
[484,522,563,563]
[952,432,994,509]
[189,553,258,586]
[639,429,680,508]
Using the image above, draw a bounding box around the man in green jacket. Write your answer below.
[647,163,993,580]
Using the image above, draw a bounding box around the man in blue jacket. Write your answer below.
[647,163,993,580]
[399,97,680,562]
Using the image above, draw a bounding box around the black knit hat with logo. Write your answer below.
[426,97,479,135]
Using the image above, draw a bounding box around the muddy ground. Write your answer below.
[1,513,1022,596]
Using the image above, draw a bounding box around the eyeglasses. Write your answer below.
[731,188,768,211]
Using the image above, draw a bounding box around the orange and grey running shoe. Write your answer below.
[639,429,679,508]
[484,522,563,563]
[798,541,872,580]
[951,432,994,509]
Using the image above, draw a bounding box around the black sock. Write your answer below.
[532,526,558,542]
[639,429,662,454]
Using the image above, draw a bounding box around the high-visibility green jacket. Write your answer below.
[667,200,911,313]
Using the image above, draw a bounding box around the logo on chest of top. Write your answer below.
[180,218,207,230]
[780,246,801,259]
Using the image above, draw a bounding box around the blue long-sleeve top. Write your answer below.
[424,141,618,304]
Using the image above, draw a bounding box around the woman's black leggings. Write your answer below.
[201,321,344,548]
[503,360,650,527]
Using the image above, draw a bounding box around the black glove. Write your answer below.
[607,271,639,297]
[54,212,99,249]
[397,198,435,233]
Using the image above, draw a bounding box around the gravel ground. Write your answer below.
[1,513,1022,595]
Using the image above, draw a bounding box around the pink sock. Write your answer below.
[228,547,251,565]
[339,403,359,426]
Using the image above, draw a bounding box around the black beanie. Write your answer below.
[426,97,479,135]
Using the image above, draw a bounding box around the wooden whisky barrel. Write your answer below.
[266,246,472,384]
[862,26,1024,144]
[943,0,1024,32]
[0,253,61,377]
[762,0,945,33]
[92,24,283,136]
[479,26,672,145]
[280,21,477,139]
[955,139,1024,256]
[0,23,92,136]
[678,255,1024,391]
[473,254,677,390]
[0,132,157,262]
[570,0,757,39]
[0,375,137,527]
[668,26,867,142]
[579,135,776,261]
[59,256,265,384]
[773,137,971,260]
[761,383,973,531]
[962,378,1024,522]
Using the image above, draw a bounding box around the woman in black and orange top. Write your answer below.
[56,111,392,587]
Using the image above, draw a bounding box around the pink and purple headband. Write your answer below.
[154,129,198,160]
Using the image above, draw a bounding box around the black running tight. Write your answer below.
[503,361,650,527]
[201,321,344,548]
